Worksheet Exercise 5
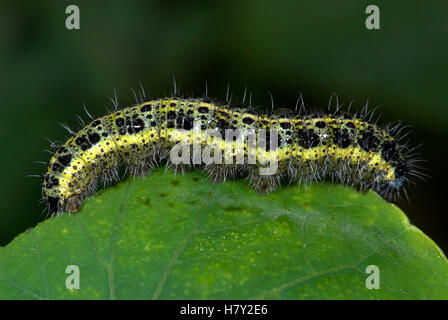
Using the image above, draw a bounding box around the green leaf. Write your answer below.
[1,168,447,299]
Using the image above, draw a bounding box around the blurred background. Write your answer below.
[0,0,447,252]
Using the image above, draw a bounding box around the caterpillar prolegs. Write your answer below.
[42,95,420,214]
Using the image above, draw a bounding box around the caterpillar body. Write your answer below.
[43,96,417,214]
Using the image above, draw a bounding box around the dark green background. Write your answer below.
[0,1,447,253]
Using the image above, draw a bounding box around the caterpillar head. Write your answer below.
[45,194,81,214]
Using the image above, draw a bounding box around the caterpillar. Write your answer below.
[42,93,421,214]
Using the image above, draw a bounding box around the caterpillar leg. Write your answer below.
[204,164,243,183]
[247,166,280,193]
[169,162,193,175]
[128,160,154,177]
[127,146,159,177]
[66,197,81,213]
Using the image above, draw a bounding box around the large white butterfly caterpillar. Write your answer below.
[42,91,421,214]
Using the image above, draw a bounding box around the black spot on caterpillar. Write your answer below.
[42,93,422,214]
